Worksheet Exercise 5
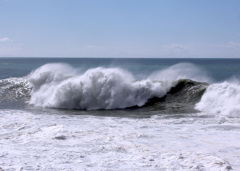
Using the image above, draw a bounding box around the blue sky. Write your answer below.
[0,0,240,58]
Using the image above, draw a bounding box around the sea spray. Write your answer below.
[148,63,212,83]
[28,63,77,92]
[28,64,174,110]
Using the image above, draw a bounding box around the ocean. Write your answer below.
[0,58,240,170]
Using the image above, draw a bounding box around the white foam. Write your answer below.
[0,110,238,170]
[0,77,30,101]
[196,80,240,117]
[29,64,174,109]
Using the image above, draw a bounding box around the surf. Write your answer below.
[195,79,240,117]
[2,62,239,117]
[27,63,210,111]
[28,63,173,110]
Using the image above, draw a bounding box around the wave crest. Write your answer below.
[29,64,174,110]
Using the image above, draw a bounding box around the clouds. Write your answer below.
[226,41,240,48]
[0,0,240,58]
[0,37,13,42]
[157,42,240,58]
[61,41,240,58]
[0,1,240,58]
[0,37,240,58]
[0,37,28,57]
[0,38,240,58]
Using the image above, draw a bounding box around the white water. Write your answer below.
[196,80,240,117]
[0,77,30,102]
[0,110,238,170]
[28,63,174,109]
[28,63,210,110]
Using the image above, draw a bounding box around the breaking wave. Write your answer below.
[3,62,239,117]
[28,64,172,110]
[195,80,240,117]
[27,63,210,110]
[146,79,208,113]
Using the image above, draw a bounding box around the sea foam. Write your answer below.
[195,80,240,117]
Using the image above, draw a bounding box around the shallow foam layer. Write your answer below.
[0,110,238,170]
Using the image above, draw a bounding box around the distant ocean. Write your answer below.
[0,58,240,170]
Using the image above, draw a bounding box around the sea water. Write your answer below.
[0,58,240,170]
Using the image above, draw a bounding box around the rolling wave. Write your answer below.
[144,79,208,113]
[28,64,173,110]
[1,63,239,117]
[27,63,209,110]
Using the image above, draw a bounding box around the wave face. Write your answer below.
[195,80,240,117]
[145,79,208,113]
[29,63,175,110]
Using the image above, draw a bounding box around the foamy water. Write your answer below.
[0,110,239,170]
[1,58,240,170]
[196,80,240,117]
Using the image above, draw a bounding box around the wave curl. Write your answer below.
[29,64,174,110]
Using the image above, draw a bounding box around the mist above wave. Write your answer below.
[149,63,212,83]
